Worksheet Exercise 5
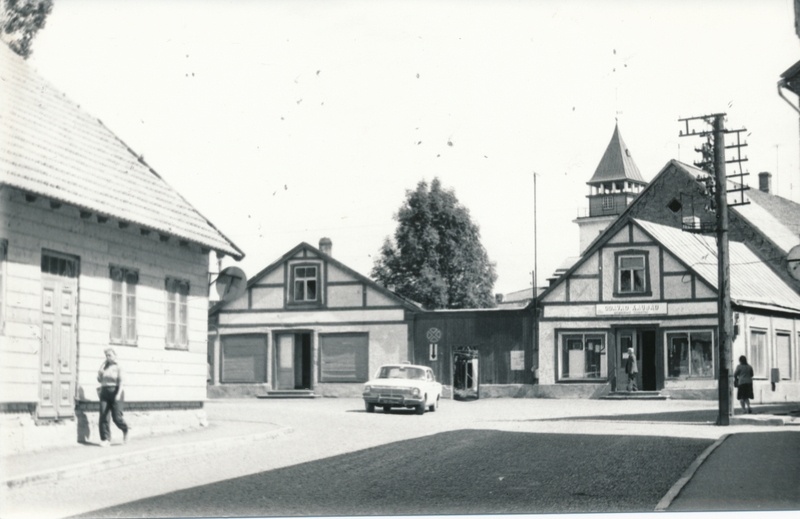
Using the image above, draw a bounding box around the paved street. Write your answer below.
[1,397,798,518]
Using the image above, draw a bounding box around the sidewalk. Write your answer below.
[1,399,797,499]
[0,417,292,489]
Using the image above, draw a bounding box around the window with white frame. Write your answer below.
[559,332,606,380]
[110,266,138,344]
[166,277,190,349]
[666,330,714,378]
[615,251,649,296]
[291,264,319,304]
[776,332,791,380]
[602,196,614,212]
[750,329,767,378]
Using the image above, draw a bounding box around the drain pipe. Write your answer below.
[778,80,800,115]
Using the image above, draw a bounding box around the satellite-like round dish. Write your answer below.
[788,245,800,282]
[215,266,247,302]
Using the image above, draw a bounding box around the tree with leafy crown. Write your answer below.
[372,178,497,310]
[1,0,53,59]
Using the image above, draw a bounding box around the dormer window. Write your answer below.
[291,264,319,304]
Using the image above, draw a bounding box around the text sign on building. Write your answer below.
[595,302,668,316]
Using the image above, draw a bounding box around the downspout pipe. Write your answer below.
[778,80,800,115]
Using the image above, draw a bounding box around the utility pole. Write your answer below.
[712,115,733,426]
[679,113,749,426]
[533,172,538,292]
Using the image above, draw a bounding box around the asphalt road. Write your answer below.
[78,430,712,517]
[3,398,793,519]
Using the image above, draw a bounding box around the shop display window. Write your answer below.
[666,330,713,378]
[559,332,606,380]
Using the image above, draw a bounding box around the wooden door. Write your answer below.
[39,253,79,419]
[276,333,295,390]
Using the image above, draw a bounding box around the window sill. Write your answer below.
[612,291,653,298]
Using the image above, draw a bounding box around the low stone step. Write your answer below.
[600,391,669,400]
[256,390,318,399]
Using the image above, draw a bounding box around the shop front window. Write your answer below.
[560,333,606,380]
[666,330,713,378]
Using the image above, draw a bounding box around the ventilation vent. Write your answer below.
[667,198,682,213]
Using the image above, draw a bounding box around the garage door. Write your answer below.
[222,335,267,383]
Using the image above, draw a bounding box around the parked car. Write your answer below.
[363,363,442,414]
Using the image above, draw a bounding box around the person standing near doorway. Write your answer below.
[733,355,754,414]
[97,348,129,446]
[625,346,638,391]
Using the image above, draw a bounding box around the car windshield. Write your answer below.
[378,366,426,380]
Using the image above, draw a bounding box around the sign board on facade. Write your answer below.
[510,350,525,370]
[595,302,668,316]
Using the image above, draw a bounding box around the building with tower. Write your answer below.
[574,123,648,253]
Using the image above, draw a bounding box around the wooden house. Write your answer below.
[0,45,243,453]
[411,308,535,398]
[208,239,421,397]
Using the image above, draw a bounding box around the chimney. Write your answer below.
[758,172,772,193]
[495,293,504,304]
[319,237,332,256]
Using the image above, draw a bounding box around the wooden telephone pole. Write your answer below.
[679,113,749,426]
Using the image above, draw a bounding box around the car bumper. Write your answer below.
[363,394,424,406]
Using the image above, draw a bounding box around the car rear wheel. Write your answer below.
[383,406,391,413]
[428,396,439,412]
[365,402,375,413]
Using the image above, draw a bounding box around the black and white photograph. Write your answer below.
[1,1,799,518]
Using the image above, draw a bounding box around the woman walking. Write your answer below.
[97,348,129,446]
[733,355,754,414]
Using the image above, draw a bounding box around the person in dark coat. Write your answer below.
[625,346,638,391]
[733,355,754,414]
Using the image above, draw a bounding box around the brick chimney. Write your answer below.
[758,172,772,193]
[319,237,332,256]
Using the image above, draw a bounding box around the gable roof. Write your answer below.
[587,123,646,185]
[0,44,244,260]
[635,219,800,314]
[735,187,800,253]
[210,241,423,314]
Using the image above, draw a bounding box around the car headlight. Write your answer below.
[363,385,372,393]
[411,388,421,397]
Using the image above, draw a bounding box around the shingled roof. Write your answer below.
[587,123,646,185]
[0,44,244,260]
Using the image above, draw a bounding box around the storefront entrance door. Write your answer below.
[616,328,658,391]
[274,332,312,390]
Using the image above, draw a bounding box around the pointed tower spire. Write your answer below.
[574,123,648,252]
[588,122,645,184]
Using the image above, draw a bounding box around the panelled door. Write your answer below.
[276,334,295,390]
[274,332,312,390]
[39,252,79,419]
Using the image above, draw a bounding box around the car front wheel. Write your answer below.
[428,396,439,412]
[415,396,426,415]
[365,402,375,413]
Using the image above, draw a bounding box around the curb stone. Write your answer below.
[2,426,293,490]
[654,433,731,511]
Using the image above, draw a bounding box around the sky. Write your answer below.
[25,0,800,296]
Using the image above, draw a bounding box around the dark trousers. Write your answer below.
[99,387,128,441]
